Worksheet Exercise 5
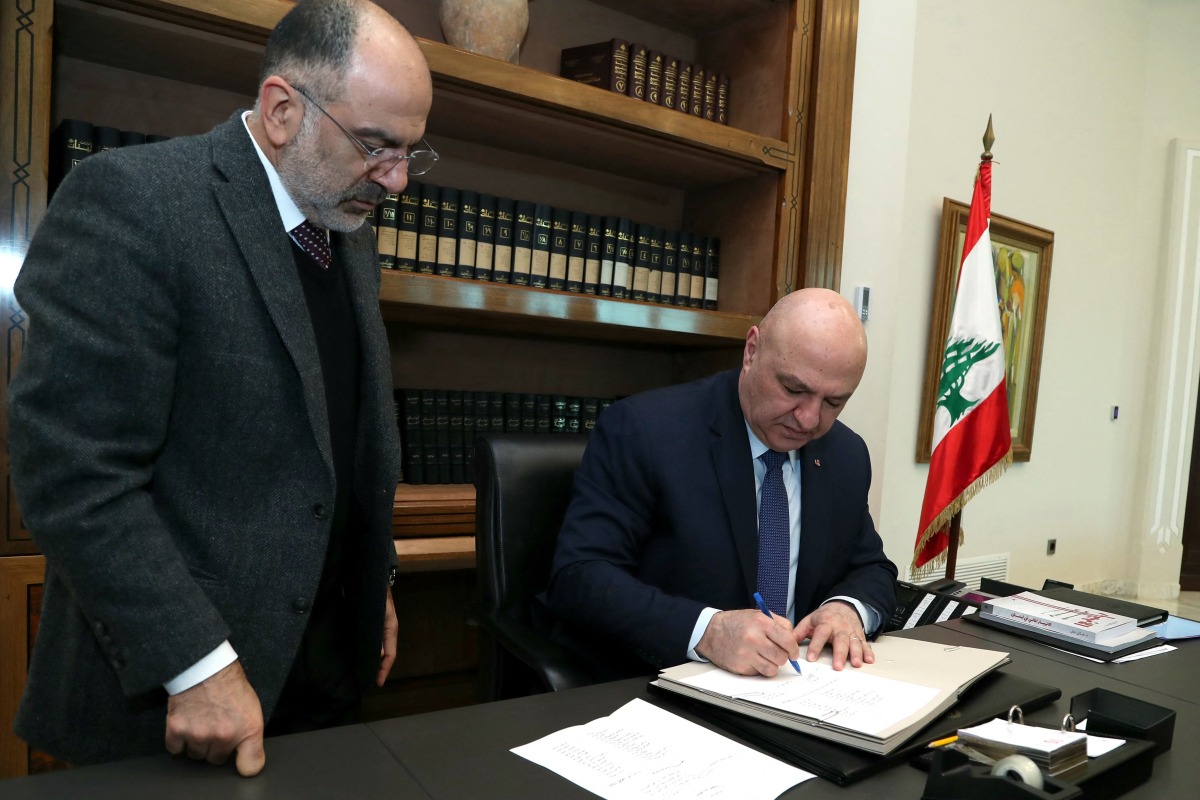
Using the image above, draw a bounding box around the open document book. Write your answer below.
[651,635,1010,755]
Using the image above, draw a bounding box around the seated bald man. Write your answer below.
[547,288,898,680]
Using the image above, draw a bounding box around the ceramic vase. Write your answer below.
[439,0,530,63]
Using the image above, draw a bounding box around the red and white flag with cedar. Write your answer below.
[913,148,1013,574]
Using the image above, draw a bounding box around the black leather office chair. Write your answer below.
[473,433,593,702]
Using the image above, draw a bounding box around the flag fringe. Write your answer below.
[910,448,1013,577]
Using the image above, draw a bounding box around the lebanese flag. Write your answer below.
[913,159,1013,573]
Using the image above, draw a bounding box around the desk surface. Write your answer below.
[2,623,1197,799]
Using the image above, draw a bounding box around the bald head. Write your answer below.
[738,289,867,451]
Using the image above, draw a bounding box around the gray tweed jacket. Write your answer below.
[8,114,401,764]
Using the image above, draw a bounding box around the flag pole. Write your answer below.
[943,116,994,582]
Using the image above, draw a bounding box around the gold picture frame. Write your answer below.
[917,198,1055,463]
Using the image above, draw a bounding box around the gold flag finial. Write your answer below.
[981,114,995,161]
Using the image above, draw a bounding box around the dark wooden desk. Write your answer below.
[1,622,1197,799]
[0,724,431,800]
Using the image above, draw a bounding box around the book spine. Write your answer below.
[512,200,535,286]
[717,74,730,125]
[676,62,693,116]
[674,232,692,306]
[612,217,634,299]
[581,397,600,433]
[475,193,496,281]
[472,391,491,439]
[417,183,440,274]
[489,392,505,437]
[49,119,94,199]
[688,236,706,308]
[647,226,663,303]
[436,187,459,277]
[611,39,630,95]
[583,214,602,295]
[462,397,476,484]
[565,396,582,435]
[646,51,664,105]
[435,390,451,484]
[548,207,570,291]
[504,393,522,433]
[559,40,613,89]
[535,394,552,434]
[401,389,424,485]
[661,55,679,110]
[456,189,479,279]
[376,192,400,270]
[690,66,706,116]
[493,197,515,283]
[660,230,679,306]
[396,185,420,271]
[551,395,568,434]
[566,211,587,293]
[448,390,466,484]
[93,125,121,153]
[530,203,553,289]
[627,43,648,101]
[421,389,439,484]
[521,393,537,433]
[704,236,720,310]
[631,224,651,302]
[599,216,617,297]
[703,71,718,121]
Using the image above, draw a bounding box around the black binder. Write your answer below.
[649,669,1060,785]
[963,614,1164,661]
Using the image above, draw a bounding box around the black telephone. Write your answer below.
[883,579,978,633]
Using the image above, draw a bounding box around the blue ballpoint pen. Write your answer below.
[753,591,803,675]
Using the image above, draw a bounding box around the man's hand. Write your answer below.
[695,609,801,676]
[793,600,872,670]
[165,660,265,777]
[376,585,399,687]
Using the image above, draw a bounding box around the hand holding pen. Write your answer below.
[753,592,803,675]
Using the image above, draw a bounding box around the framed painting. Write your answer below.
[917,198,1055,463]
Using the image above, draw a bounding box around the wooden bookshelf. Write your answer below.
[0,0,860,775]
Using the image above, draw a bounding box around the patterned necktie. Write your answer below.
[757,449,791,618]
[291,220,331,269]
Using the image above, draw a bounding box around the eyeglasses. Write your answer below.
[293,85,439,177]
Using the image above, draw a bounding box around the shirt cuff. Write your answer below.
[687,607,722,661]
[164,641,238,696]
[824,596,881,635]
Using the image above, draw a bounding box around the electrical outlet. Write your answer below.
[1047,539,1057,556]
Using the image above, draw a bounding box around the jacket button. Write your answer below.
[110,653,125,669]
[92,620,107,636]
[312,503,327,519]
[292,597,311,614]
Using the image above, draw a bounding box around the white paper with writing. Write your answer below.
[676,662,939,736]
[511,698,813,800]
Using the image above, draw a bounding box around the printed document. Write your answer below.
[511,698,814,800]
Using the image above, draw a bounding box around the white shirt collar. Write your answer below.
[241,110,308,233]
[745,420,796,467]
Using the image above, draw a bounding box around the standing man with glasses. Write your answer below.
[8,0,434,776]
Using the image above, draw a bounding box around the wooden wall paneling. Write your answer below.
[0,555,45,777]
[0,0,52,556]
[797,0,858,292]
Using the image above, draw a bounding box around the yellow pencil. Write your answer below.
[928,735,959,748]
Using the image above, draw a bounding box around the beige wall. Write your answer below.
[840,0,1200,592]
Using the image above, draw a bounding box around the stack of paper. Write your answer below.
[650,636,1010,755]
[957,717,1087,776]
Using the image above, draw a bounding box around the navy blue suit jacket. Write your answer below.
[547,369,897,677]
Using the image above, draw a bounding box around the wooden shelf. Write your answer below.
[392,484,476,572]
[61,0,790,188]
[379,271,755,348]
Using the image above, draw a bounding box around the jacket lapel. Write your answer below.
[208,115,334,480]
[795,436,832,614]
[710,371,758,596]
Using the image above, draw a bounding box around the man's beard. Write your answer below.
[277,127,386,233]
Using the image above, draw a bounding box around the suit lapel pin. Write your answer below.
[814,458,821,467]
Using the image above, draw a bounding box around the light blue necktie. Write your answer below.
[757,450,790,618]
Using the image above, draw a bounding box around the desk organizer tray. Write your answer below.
[1069,688,1175,755]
